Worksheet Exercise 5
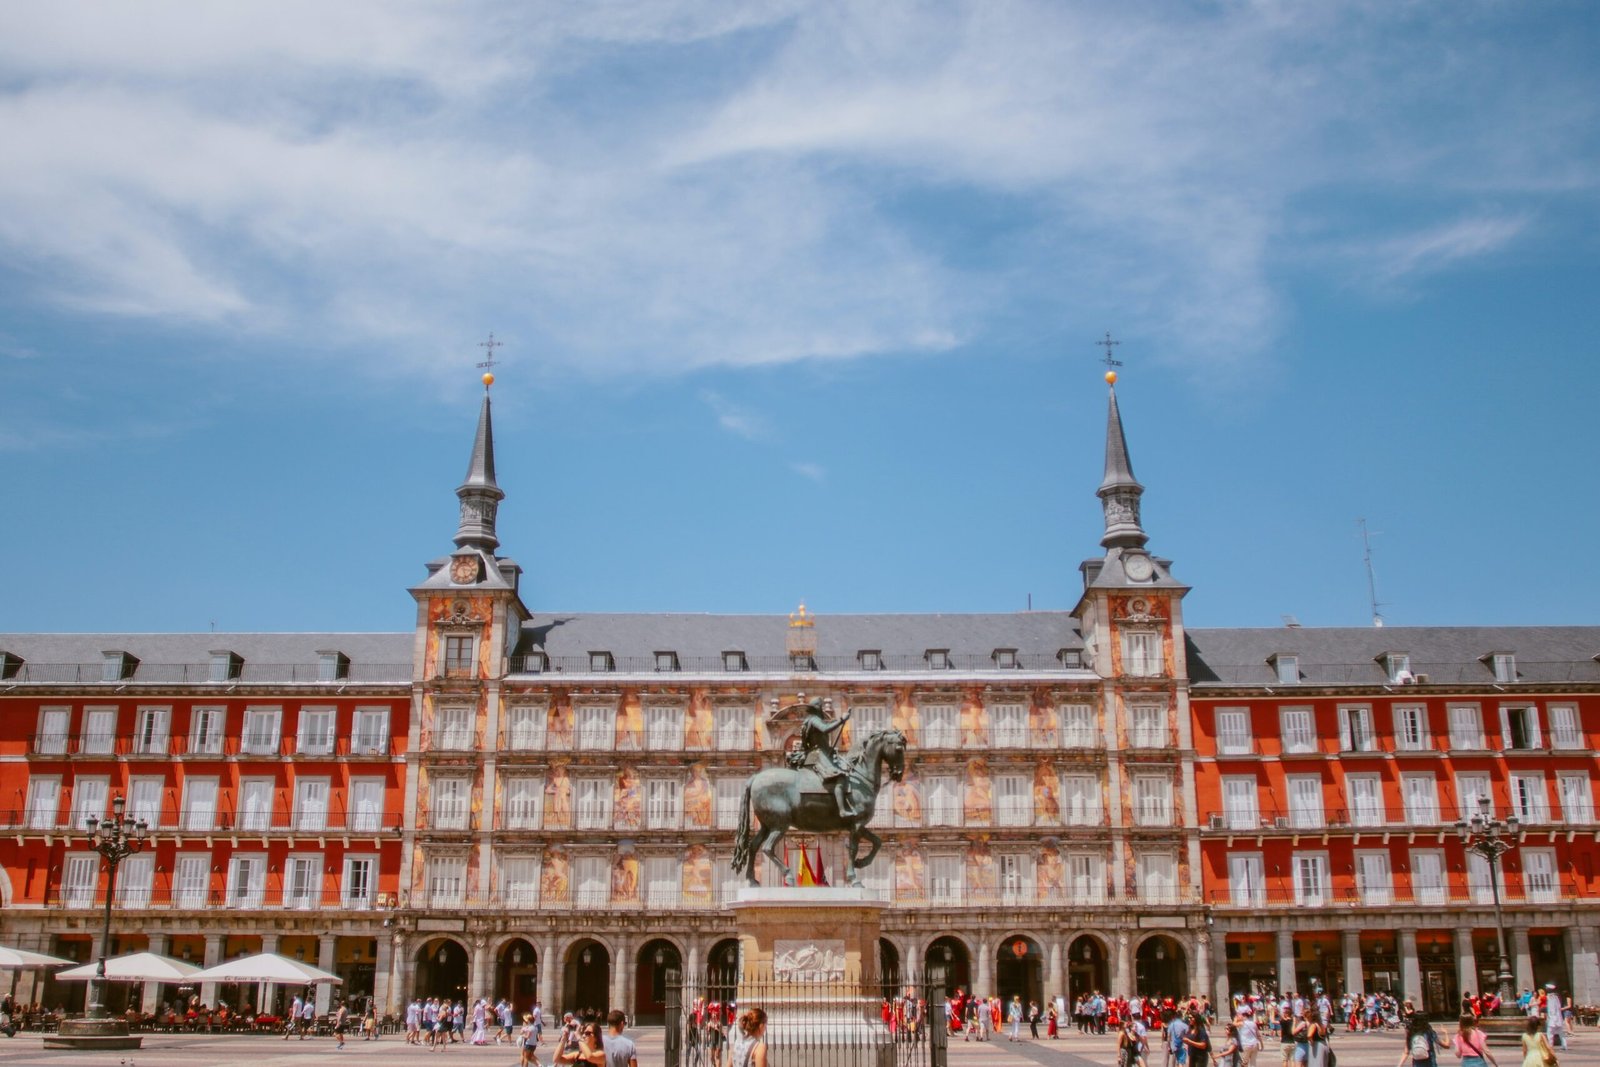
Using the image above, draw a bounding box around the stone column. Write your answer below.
[610,934,631,1015]
[685,935,703,993]
[201,932,224,1007]
[540,938,559,1010]
[142,932,169,1014]
[1113,931,1132,996]
[316,935,336,1013]
[1569,927,1600,1006]
[1399,929,1422,1006]
[1276,929,1296,996]
[374,930,394,1014]
[1341,929,1362,998]
[1195,932,1213,1003]
[258,932,279,1018]
[1511,927,1534,995]
[470,935,491,1001]
[1212,928,1231,1010]
[1454,927,1478,1000]
[975,938,994,997]
[1048,938,1066,1003]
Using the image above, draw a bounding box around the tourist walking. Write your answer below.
[603,1009,638,1067]
[333,1001,348,1049]
[729,1008,768,1067]
[1521,1018,1555,1067]
[1398,1014,1440,1067]
[1008,996,1024,1041]
[520,1013,542,1067]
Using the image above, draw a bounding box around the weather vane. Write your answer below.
[476,333,503,390]
[1096,331,1122,371]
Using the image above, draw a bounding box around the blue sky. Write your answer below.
[2,2,1597,634]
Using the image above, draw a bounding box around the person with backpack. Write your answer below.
[1399,1014,1440,1067]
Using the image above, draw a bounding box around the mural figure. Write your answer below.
[615,699,643,751]
[545,763,572,828]
[961,702,988,747]
[685,698,714,749]
[891,701,920,745]
[1037,848,1064,896]
[892,767,923,825]
[539,847,569,904]
[894,848,925,902]
[1033,761,1061,825]
[683,844,712,902]
[1029,700,1059,747]
[963,757,992,825]
[614,767,642,829]
[546,704,573,749]
[684,763,713,829]
[967,837,997,900]
[611,852,639,904]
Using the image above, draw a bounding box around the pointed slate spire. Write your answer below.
[1096,380,1148,550]
[453,383,504,552]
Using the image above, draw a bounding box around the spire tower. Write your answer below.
[453,374,504,552]
[1096,372,1148,550]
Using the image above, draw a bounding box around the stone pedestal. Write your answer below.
[729,886,891,1067]
[44,1017,143,1050]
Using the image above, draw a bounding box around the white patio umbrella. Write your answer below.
[185,952,342,985]
[0,945,75,969]
[54,951,201,984]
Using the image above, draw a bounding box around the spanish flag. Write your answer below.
[797,847,818,886]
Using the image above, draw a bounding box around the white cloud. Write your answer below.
[790,461,825,483]
[701,390,768,440]
[0,2,1591,382]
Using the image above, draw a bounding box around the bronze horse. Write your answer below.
[731,728,906,887]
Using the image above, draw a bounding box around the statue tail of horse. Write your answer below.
[729,781,754,874]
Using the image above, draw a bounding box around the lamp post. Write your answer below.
[83,794,148,1019]
[1454,793,1521,1014]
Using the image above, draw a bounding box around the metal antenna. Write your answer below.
[1358,518,1385,627]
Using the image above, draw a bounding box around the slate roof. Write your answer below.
[0,633,411,685]
[1185,625,1600,687]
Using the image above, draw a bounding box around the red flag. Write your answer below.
[813,845,829,886]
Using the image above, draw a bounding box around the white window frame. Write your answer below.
[1401,774,1439,826]
[506,704,548,750]
[237,776,274,832]
[343,854,376,909]
[1448,704,1484,750]
[1287,774,1324,830]
[1060,704,1097,748]
[1410,848,1446,905]
[228,852,266,909]
[181,776,218,832]
[293,776,330,832]
[284,853,321,909]
[63,853,98,908]
[1456,773,1493,821]
[920,705,958,748]
[849,705,890,748]
[1229,852,1265,906]
[1274,655,1300,685]
[573,855,609,906]
[296,707,335,755]
[1067,851,1105,904]
[1548,705,1582,750]
[349,776,385,833]
[81,707,116,755]
[1501,705,1542,751]
[432,776,470,830]
[574,777,613,830]
[990,704,1028,748]
[644,855,678,907]
[1394,705,1430,752]
[1355,849,1393,905]
[1346,773,1384,828]
[502,775,544,830]
[928,854,963,904]
[715,705,752,750]
[1491,653,1517,683]
[1280,707,1315,755]
[1522,847,1559,903]
[575,705,615,751]
[498,854,539,908]
[926,775,961,826]
[175,853,210,908]
[1215,708,1252,755]
[1510,773,1548,824]
[644,705,685,751]
[134,707,170,755]
[1121,630,1161,677]
[1136,851,1178,904]
[189,707,226,755]
[998,852,1035,904]
[26,775,60,830]
[1292,851,1331,906]
[1133,774,1172,827]
[351,708,390,754]
[995,773,1031,827]
[1558,773,1593,825]
[1061,774,1101,827]
[715,777,744,830]
[36,708,69,755]
[1221,776,1259,831]
[1130,704,1166,749]
[241,706,282,756]
[1338,705,1377,753]
[427,856,467,907]
[118,852,155,907]
[645,778,682,830]
[435,705,473,752]
[127,774,162,829]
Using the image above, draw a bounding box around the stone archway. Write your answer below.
[924,935,971,998]
[1134,934,1187,999]
[496,937,539,1014]
[996,934,1044,1009]
[634,938,681,1025]
[563,938,611,1019]
[1067,934,1109,1001]
[414,937,470,1002]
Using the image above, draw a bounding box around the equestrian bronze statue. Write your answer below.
[730,699,907,887]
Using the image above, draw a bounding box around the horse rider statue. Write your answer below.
[792,699,859,820]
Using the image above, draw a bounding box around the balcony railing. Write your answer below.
[6,662,410,685]
[1192,660,1600,687]
[47,885,389,912]
[28,734,399,759]
[409,883,1197,911]
[0,806,404,835]
[510,652,1085,675]
[1208,877,1580,909]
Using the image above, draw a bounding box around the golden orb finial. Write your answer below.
[482,372,495,388]
[1104,370,1117,385]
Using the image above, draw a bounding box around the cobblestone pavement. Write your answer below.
[0,1027,1590,1067]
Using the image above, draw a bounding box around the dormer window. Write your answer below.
[992,648,1018,669]
[1381,653,1413,684]
[1487,652,1517,683]
[208,651,243,682]
[722,650,747,672]
[522,650,548,673]
[925,649,951,670]
[101,651,138,682]
[0,651,22,680]
[789,651,816,671]
[654,651,680,673]
[1058,649,1084,669]
[589,651,614,673]
[858,650,883,671]
[316,650,350,682]
[1270,654,1300,685]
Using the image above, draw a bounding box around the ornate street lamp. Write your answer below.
[1454,793,1521,1015]
[83,794,148,1019]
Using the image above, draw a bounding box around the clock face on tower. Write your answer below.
[450,554,481,585]
[1123,553,1154,582]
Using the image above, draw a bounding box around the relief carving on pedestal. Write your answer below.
[773,940,847,982]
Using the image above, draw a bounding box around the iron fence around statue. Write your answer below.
[665,971,946,1067]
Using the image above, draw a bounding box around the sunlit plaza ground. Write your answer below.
[0,1025,1593,1067]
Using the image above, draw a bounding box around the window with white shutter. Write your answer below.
[285,854,320,909]
[349,777,385,832]
[435,706,472,751]
[646,779,682,829]
[715,778,744,830]
[1511,774,1548,823]
[998,853,1034,903]
[645,856,678,906]
[1292,852,1329,906]
[237,777,273,831]
[228,853,266,908]
[134,708,170,755]
[499,855,539,908]
[1467,851,1495,904]
[181,776,217,832]
[1062,774,1100,826]
[928,855,963,904]
[1137,851,1177,904]
[1280,708,1315,754]
[503,776,544,830]
[432,777,470,830]
[921,705,958,748]
[1067,852,1105,904]
[1548,705,1582,750]
[81,708,116,755]
[343,855,376,909]
[1121,631,1161,677]
[427,857,466,907]
[36,708,69,754]
[63,854,98,908]
[1221,777,1258,831]
[576,706,615,750]
[26,776,60,830]
[1215,709,1251,755]
[1356,850,1392,905]
[926,775,960,826]
[175,853,209,907]
[1410,849,1446,905]
[1456,773,1492,821]
[190,707,225,755]
[1346,775,1383,827]
[575,778,613,830]
[1133,775,1172,826]
[351,708,390,754]
[1523,848,1559,903]
[991,704,1027,748]
[645,706,684,750]
[1060,705,1097,748]
[1287,775,1323,829]
[1449,705,1484,750]
[71,776,108,830]
[1228,853,1264,906]
[1338,705,1376,753]
[241,707,281,755]
[297,708,335,755]
[1130,705,1166,748]
[849,705,890,748]
[506,705,547,749]
[294,777,330,832]
[995,774,1031,826]
[1502,706,1541,751]
[126,775,162,829]
[715,705,753,750]
[1559,774,1593,825]
[1394,706,1429,751]
[119,853,154,907]
[574,856,609,906]
[1402,775,1438,826]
